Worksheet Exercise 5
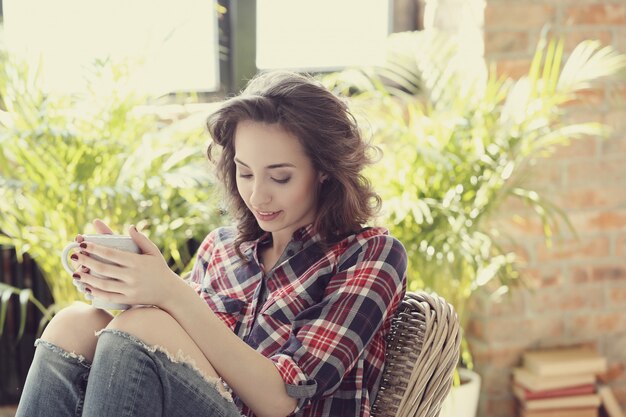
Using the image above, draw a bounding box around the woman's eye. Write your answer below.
[273,177,291,184]
[238,173,252,179]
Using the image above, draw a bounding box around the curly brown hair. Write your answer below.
[206,71,380,255]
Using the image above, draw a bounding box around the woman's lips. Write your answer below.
[255,210,282,222]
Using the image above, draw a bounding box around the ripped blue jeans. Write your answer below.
[15,329,243,417]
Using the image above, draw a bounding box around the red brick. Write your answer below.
[485,30,530,55]
[526,285,605,312]
[616,28,626,52]
[498,242,531,264]
[609,286,626,305]
[607,109,626,129]
[568,312,624,338]
[562,29,614,52]
[563,111,606,125]
[603,136,626,156]
[618,234,626,256]
[563,86,607,108]
[491,58,531,79]
[553,186,626,210]
[571,265,593,283]
[516,315,565,344]
[537,236,610,262]
[568,210,626,232]
[550,137,598,159]
[501,215,548,237]
[486,4,556,29]
[470,315,565,345]
[568,159,626,185]
[527,160,565,187]
[520,267,563,288]
[608,84,626,110]
[471,287,526,316]
[591,265,626,281]
[471,345,526,370]
[565,4,626,25]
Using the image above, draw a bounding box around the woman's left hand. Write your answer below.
[72,225,180,308]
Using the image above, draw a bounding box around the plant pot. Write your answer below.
[438,368,481,417]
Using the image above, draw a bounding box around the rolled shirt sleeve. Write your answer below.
[269,234,407,413]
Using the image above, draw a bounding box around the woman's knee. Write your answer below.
[105,307,220,380]
[40,302,113,362]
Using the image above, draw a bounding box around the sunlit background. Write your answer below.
[256,0,390,71]
[2,0,391,95]
[3,0,220,94]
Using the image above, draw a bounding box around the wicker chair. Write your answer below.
[371,292,462,417]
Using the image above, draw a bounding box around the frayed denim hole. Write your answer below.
[34,339,92,370]
[95,328,234,403]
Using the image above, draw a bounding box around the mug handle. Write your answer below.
[61,242,80,275]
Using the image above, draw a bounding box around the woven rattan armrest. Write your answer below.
[371,292,461,417]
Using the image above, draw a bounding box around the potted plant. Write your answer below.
[325,29,626,417]
[0,51,227,400]
[0,52,226,313]
[0,54,230,400]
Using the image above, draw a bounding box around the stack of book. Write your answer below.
[513,346,609,417]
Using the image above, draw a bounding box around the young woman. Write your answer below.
[16,71,407,417]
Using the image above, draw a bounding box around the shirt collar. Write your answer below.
[240,224,320,260]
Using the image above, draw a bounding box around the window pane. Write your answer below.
[257,0,391,71]
[2,0,220,94]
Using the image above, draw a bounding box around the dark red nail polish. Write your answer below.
[81,266,90,273]
[70,254,78,261]
[79,243,87,249]
[72,273,81,280]
[85,288,92,294]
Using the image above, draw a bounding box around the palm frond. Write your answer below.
[558,40,626,93]
[0,283,47,340]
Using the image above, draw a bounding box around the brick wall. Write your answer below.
[473,0,626,416]
[393,0,625,415]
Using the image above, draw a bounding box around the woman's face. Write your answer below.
[234,120,324,241]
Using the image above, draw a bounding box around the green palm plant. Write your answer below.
[0,52,225,334]
[0,283,48,340]
[325,29,626,366]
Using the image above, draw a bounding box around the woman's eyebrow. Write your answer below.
[234,157,296,169]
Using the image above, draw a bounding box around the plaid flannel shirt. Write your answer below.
[187,224,407,417]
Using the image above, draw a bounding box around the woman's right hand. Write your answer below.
[72,219,115,298]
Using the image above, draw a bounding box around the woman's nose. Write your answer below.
[249,181,271,206]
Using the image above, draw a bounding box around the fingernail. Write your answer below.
[72,273,81,280]
[85,288,92,294]
[131,225,138,232]
[70,254,78,261]
[79,243,87,249]
[81,266,90,273]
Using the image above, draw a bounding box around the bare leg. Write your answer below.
[16,302,114,417]
[40,302,114,361]
[104,306,221,381]
[80,306,240,417]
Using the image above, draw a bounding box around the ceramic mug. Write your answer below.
[61,234,140,310]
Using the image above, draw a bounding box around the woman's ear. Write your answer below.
[318,172,328,183]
